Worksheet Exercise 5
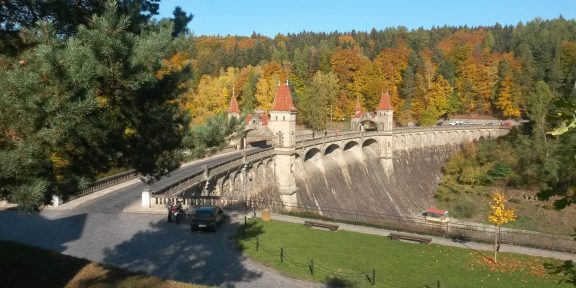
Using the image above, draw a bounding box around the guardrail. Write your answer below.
[294,125,508,148]
[68,170,139,201]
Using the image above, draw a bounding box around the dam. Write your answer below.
[295,145,458,218]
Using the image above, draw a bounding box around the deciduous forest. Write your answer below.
[179,18,576,129]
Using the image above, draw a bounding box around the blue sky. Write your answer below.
[157,0,576,37]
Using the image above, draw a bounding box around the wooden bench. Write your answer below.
[304,220,339,231]
[389,233,432,244]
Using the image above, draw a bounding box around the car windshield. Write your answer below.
[194,209,213,218]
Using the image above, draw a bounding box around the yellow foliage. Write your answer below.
[95,95,108,108]
[488,192,516,226]
[255,76,277,111]
[50,152,70,169]
[124,127,137,137]
[496,74,521,118]
[427,75,453,115]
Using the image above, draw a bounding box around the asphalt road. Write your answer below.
[0,147,322,288]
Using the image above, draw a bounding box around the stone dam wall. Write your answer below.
[294,145,460,218]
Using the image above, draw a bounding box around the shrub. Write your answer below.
[452,199,478,219]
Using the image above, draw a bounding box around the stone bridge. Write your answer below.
[144,125,510,210]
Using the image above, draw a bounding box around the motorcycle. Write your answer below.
[167,201,184,224]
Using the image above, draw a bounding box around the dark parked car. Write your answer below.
[190,206,225,232]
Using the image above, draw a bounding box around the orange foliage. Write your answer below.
[155,51,189,80]
[437,30,487,56]
[330,48,369,85]
[238,38,255,49]
[338,35,356,45]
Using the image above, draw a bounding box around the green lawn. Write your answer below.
[236,219,575,288]
[0,240,201,288]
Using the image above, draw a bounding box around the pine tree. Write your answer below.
[0,1,187,211]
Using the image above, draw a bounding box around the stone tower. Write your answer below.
[350,97,365,131]
[268,81,298,208]
[375,91,393,132]
[228,88,244,149]
[375,91,394,174]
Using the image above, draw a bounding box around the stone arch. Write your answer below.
[255,162,264,186]
[421,132,430,147]
[246,167,256,193]
[359,119,378,131]
[324,144,340,157]
[213,177,223,196]
[344,141,360,151]
[362,138,379,155]
[221,174,232,196]
[232,171,242,197]
[304,147,322,161]
[399,134,407,150]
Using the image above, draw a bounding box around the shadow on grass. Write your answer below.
[545,260,576,287]
[234,219,265,251]
[325,276,357,287]
[0,240,89,288]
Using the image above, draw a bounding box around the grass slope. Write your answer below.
[236,219,574,288]
[0,240,201,288]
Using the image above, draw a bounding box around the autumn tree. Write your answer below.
[330,48,368,86]
[419,75,453,126]
[488,192,516,263]
[495,61,522,118]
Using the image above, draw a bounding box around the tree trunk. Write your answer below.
[494,225,499,263]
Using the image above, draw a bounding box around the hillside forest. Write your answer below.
[0,1,574,213]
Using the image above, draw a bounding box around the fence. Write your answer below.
[245,199,576,253]
[240,216,378,287]
[240,216,448,288]
[148,194,576,253]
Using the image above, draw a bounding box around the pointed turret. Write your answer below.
[228,89,241,114]
[377,90,393,110]
[271,81,297,112]
[352,97,365,118]
[228,87,241,122]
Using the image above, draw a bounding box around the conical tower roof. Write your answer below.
[228,93,240,114]
[271,81,297,112]
[377,90,393,110]
[352,97,365,118]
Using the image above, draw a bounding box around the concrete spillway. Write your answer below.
[294,145,459,218]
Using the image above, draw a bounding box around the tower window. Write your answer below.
[283,116,285,121]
